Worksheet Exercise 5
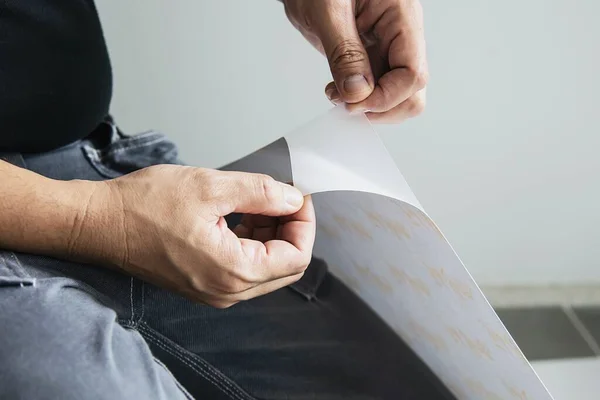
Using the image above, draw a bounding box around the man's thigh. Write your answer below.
[0,251,190,400]
[141,259,455,400]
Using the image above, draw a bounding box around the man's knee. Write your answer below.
[0,278,116,398]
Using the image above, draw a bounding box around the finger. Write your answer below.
[231,272,305,302]
[316,2,374,103]
[238,238,308,281]
[238,196,315,281]
[199,271,305,308]
[347,2,428,114]
[214,196,313,290]
[275,195,316,256]
[366,88,426,124]
[208,171,304,217]
[279,195,315,230]
[325,81,342,105]
[324,43,385,104]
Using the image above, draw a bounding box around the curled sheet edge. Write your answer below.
[285,106,422,209]
[223,106,554,400]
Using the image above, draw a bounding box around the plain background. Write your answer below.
[95,0,600,287]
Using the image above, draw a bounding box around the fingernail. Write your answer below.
[325,87,342,105]
[343,74,370,95]
[325,87,335,98]
[326,88,342,105]
[281,183,303,208]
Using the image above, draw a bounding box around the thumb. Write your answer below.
[317,7,374,104]
[212,171,304,217]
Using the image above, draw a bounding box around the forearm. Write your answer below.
[0,160,117,265]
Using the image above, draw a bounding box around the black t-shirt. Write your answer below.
[0,0,112,153]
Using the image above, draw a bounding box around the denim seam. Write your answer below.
[143,334,241,400]
[119,319,136,329]
[91,130,164,156]
[85,131,165,159]
[130,277,135,325]
[142,334,244,400]
[97,136,166,159]
[81,134,168,179]
[138,324,253,400]
[8,252,31,278]
[140,281,146,322]
[2,253,18,277]
[0,252,29,279]
[138,325,235,392]
[129,278,145,328]
[0,253,11,277]
[152,357,195,400]
[81,147,122,178]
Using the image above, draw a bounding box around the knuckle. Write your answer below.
[407,95,426,117]
[407,66,429,89]
[292,254,312,275]
[300,255,312,272]
[226,261,260,288]
[235,268,260,286]
[216,262,253,293]
[216,260,255,294]
[328,40,367,71]
[253,174,279,204]
[416,70,429,89]
[187,274,206,295]
[216,278,249,295]
[373,88,392,111]
[197,171,226,201]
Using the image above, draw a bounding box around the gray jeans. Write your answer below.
[0,121,455,399]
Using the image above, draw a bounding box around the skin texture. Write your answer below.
[283,0,428,123]
[93,166,316,308]
[0,161,314,308]
[0,1,427,306]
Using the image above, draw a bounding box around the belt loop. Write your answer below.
[0,153,27,168]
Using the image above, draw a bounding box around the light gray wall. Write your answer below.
[95,0,600,286]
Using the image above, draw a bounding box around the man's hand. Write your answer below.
[283,0,427,123]
[76,165,315,308]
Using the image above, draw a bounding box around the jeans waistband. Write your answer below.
[0,119,175,183]
[0,117,118,170]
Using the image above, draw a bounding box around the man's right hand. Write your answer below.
[75,165,315,308]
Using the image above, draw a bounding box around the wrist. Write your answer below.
[0,161,125,269]
[66,179,127,269]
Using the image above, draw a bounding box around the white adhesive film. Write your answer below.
[312,191,552,400]
[224,106,554,400]
[283,106,422,210]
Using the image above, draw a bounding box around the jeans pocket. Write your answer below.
[82,130,181,179]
